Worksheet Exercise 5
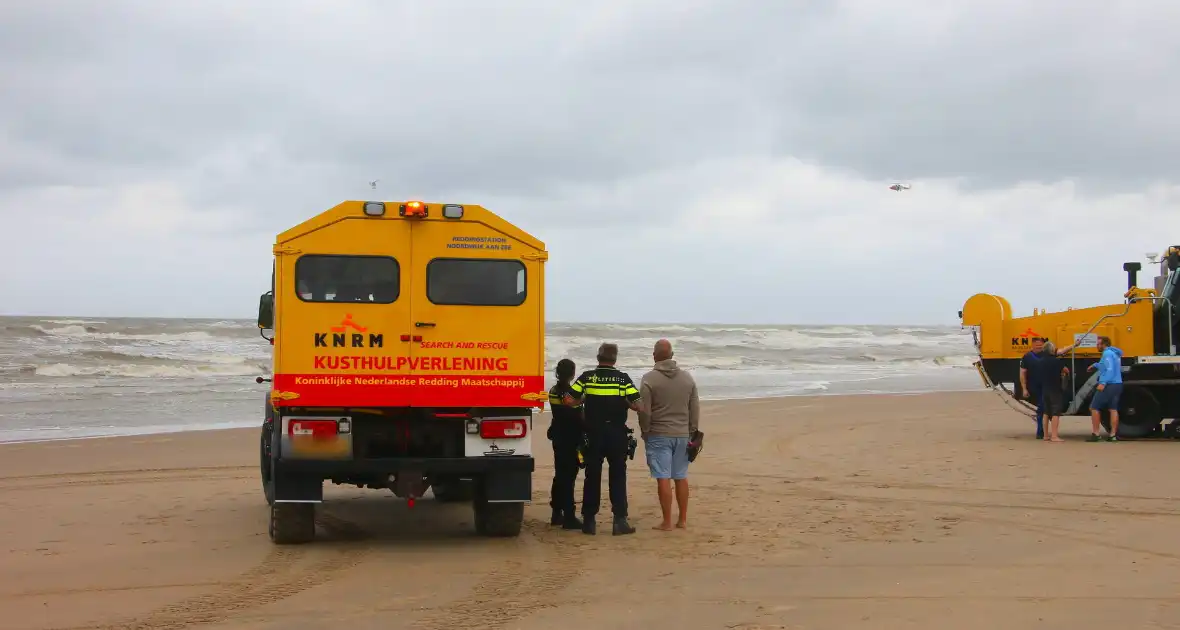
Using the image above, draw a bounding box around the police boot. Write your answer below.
[612,516,636,536]
[550,507,563,526]
[562,510,583,530]
[581,517,596,535]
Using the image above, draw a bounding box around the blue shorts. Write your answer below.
[645,436,689,480]
[1091,382,1123,411]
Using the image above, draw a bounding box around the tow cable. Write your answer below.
[970,327,1037,421]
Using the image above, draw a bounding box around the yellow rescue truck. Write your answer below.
[255,200,547,543]
[961,249,1180,439]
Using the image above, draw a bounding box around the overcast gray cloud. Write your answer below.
[1,0,1179,324]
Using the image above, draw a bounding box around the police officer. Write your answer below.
[564,342,641,535]
[547,358,585,530]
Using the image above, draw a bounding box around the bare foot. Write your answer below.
[675,522,687,529]
[653,523,674,531]
[1049,437,1064,443]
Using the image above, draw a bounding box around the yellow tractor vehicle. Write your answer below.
[255,200,548,543]
[961,248,1180,439]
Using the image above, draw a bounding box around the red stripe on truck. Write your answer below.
[271,373,545,409]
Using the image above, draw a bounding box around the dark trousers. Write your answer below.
[1031,388,1044,437]
[582,422,629,519]
[549,423,583,514]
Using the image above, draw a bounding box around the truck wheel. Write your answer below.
[1100,385,1160,439]
[269,502,315,544]
[260,429,275,506]
[432,478,474,503]
[261,395,276,505]
[473,500,524,537]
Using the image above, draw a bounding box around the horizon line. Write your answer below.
[0,312,965,328]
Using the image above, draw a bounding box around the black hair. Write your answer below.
[556,358,575,383]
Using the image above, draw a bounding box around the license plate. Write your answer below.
[289,435,351,459]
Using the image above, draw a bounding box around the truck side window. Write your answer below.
[426,258,526,306]
[295,255,400,304]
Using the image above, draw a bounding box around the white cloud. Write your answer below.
[0,0,1177,323]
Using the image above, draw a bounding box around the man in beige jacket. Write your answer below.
[638,339,700,530]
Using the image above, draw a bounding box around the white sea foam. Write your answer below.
[0,315,983,442]
[31,324,215,343]
[34,361,266,379]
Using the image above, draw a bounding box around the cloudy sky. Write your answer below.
[1,0,1178,325]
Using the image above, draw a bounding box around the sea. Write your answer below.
[0,316,981,443]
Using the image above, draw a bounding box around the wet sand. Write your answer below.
[3,390,1180,629]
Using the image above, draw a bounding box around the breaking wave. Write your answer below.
[0,317,978,387]
[0,316,985,442]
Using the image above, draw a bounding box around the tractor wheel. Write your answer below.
[1100,385,1160,439]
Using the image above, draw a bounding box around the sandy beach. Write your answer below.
[4,390,1180,630]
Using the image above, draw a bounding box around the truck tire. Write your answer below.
[261,394,275,505]
[1100,384,1161,439]
[260,429,275,506]
[474,500,524,537]
[269,502,315,544]
[432,478,474,503]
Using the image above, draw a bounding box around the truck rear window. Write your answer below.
[427,258,526,306]
[295,255,400,303]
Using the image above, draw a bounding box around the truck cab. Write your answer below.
[256,200,547,543]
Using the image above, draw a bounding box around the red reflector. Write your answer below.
[412,335,422,342]
[289,419,338,438]
[400,334,411,342]
[479,419,527,439]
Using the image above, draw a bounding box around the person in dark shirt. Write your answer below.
[546,359,585,530]
[1019,338,1047,439]
[564,343,642,536]
[1037,341,1070,442]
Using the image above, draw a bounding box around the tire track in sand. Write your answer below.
[695,471,1180,519]
[53,511,370,630]
[782,482,1180,519]
[700,478,1180,562]
[0,467,254,493]
[0,465,253,482]
[966,512,1180,563]
[695,469,1180,505]
[409,517,587,630]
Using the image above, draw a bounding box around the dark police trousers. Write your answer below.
[582,421,629,519]
[549,421,583,515]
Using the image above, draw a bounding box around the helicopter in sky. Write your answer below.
[887,182,911,191]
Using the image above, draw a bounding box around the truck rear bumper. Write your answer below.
[275,455,533,476]
[271,456,534,503]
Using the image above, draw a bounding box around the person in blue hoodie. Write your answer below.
[1087,336,1124,442]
